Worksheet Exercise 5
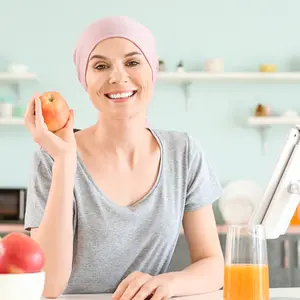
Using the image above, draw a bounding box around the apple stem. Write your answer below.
[49,97,54,102]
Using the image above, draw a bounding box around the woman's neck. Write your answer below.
[90,113,152,163]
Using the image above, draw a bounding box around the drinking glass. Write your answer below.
[223,224,270,300]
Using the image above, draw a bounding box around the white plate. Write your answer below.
[218,180,263,225]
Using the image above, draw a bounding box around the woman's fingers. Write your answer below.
[34,93,45,130]
[24,95,36,133]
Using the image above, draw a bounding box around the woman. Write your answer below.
[24,15,224,299]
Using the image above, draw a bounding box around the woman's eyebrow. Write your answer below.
[89,51,141,61]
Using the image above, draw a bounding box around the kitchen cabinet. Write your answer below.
[289,235,300,287]
[168,233,191,272]
[267,236,293,288]
[168,234,227,272]
[168,233,300,288]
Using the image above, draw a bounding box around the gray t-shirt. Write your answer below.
[24,128,223,294]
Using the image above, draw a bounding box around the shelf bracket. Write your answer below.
[10,83,21,104]
[257,126,270,155]
[182,82,191,112]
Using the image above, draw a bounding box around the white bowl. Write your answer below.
[8,64,28,73]
[0,271,45,300]
[218,180,263,224]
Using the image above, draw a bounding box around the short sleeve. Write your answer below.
[24,149,54,231]
[185,135,224,212]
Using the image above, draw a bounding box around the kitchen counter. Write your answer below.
[215,224,300,234]
[2,224,300,235]
[0,224,27,233]
[43,288,300,299]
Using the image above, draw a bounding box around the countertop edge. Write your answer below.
[1,224,300,235]
[40,288,300,299]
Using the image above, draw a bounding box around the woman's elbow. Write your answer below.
[214,255,225,289]
[42,278,69,299]
[43,285,66,299]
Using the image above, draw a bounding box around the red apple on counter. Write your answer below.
[39,91,70,132]
[0,232,45,274]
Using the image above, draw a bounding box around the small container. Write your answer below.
[205,58,224,72]
[259,64,277,72]
[176,60,184,72]
[0,102,13,118]
[158,59,166,71]
[282,110,298,118]
[8,64,28,73]
[255,103,271,117]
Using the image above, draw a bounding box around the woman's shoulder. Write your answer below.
[30,147,54,173]
[150,128,203,156]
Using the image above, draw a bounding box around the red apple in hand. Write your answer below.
[0,232,45,274]
[39,91,70,133]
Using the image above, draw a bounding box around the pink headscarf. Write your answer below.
[73,16,158,91]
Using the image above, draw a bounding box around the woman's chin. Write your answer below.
[106,109,146,122]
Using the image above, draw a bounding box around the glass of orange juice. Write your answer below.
[223,224,270,300]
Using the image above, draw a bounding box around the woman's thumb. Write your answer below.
[66,109,74,129]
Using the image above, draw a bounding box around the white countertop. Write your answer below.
[2,224,300,235]
[48,288,300,299]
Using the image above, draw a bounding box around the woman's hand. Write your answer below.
[24,92,77,161]
[112,271,176,300]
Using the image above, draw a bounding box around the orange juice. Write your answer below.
[290,205,300,225]
[223,264,269,300]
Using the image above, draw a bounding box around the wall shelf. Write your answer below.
[0,72,38,104]
[157,72,300,111]
[0,72,38,82]
[248,116,300,126]
[247,116,300,155]
[0,117,24,125]
[157,71,300,83]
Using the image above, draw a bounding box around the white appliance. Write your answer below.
[249,125,300,239]
[219,180,263,225]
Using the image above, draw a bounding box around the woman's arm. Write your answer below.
[112,204,224,300]
[24,93,77,298]
[169,135,224,296]
[30,156,76,298]
[171,204,224,296]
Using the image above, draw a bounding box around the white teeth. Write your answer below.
[107,91,134,99]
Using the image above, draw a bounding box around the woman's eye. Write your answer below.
[126,61,140,67]
[95,64,108,70]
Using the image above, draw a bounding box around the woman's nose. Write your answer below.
[108,66,129,84]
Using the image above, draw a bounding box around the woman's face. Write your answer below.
[85,37,153,120]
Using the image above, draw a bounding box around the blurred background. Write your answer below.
[1,0,300,187]
[1,0,300,218]
[1,0,300,288]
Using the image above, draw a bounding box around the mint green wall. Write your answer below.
[1,0,300,191]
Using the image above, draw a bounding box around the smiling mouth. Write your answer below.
[105,90,137,101]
